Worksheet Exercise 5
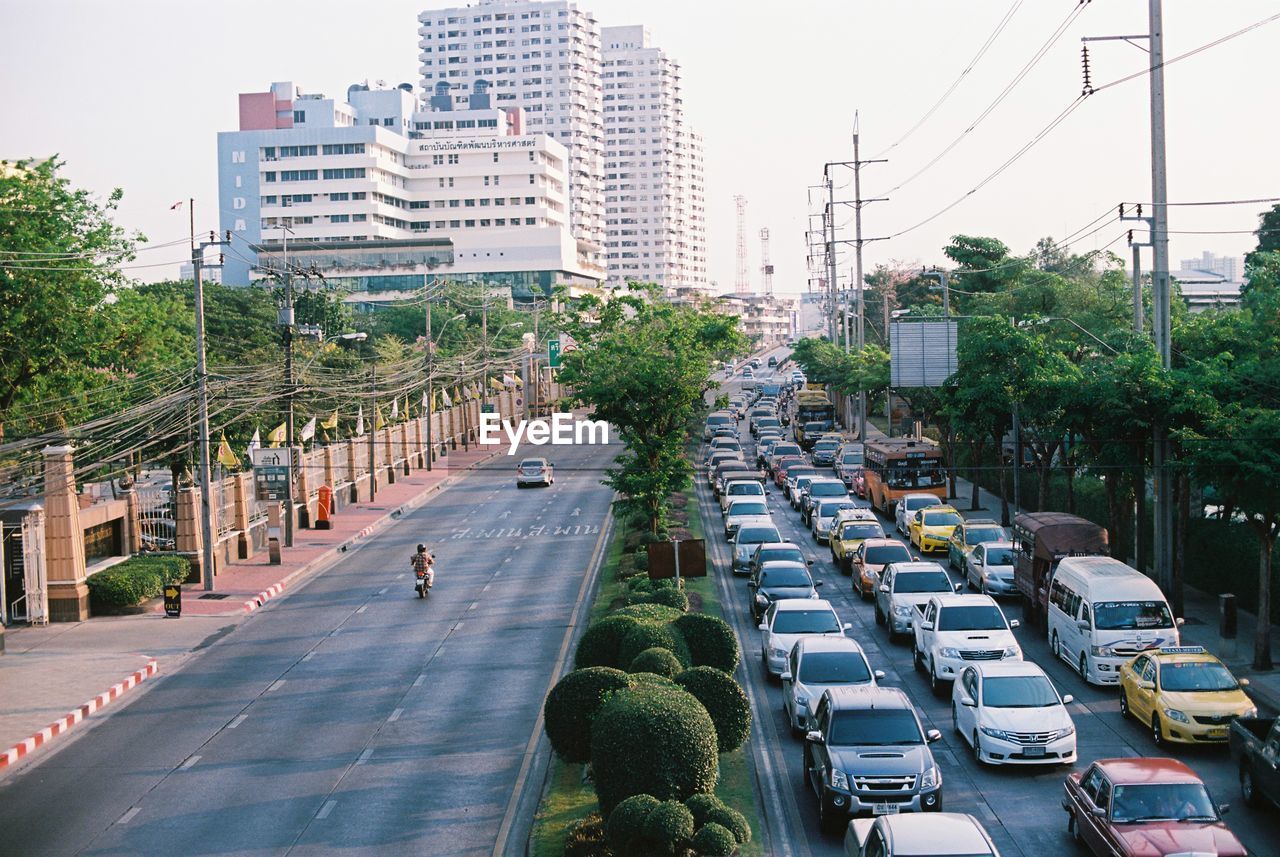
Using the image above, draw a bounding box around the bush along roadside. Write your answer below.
[86,555,190,614]
[537,507,755,857]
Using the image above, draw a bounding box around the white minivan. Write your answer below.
[1047,556,1183,686]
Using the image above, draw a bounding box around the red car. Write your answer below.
[1062,758,1245,857]
[771,456,806,486]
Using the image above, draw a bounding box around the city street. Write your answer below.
[701,361,1278,857]
[0,437,618,857]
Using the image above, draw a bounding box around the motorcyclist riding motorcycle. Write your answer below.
[411,544,435,598]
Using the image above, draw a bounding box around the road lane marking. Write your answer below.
[387,708,404,723]
[378,587,388,595]
[482,583,492,592]
[267,680,286,693]
[396,573,406,579]
[315,800,337,820]
[356,605,369,614]
[228,714,248,729]
[356,749,373,765]
[116,807,141,825]
[301,652,316,662]
[413,674,426,687]
[331,628,342,636]
[468,603,477,611]
[179,755,201,770]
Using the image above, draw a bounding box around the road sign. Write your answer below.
[251,448,293,501]
[548,339,561,368]
[647,539,707,581]
[163,584,181,617]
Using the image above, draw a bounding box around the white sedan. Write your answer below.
[780,636,883,735]
[758,598,850,678]
[951,661,1077,766]
[895,493,944,536]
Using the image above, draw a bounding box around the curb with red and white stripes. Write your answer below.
[0,659,159,770]
[242,582,286,613]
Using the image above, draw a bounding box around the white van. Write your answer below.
[1047,556,1182,686]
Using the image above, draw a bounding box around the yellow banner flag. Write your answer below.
[321,409,339,430]
[375,405,386,431]
[267,422,287,447]
[489,376,506,392]
[217,433,239,468]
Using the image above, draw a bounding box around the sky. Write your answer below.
[2,0,1277,294]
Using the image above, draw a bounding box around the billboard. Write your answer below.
[890,320,958,388]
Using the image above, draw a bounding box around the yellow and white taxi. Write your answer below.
[908,506,963,555]
[1118,646,1256,745]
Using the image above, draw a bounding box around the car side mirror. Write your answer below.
[1090,806,1107,818]
[1139,679,1155,690]
[1239,678,1251,687]
[960,696,976,707]
[954,583,964,593]
[1077,619,1089,631]
[805,730,822,743]
[873,670,886,680]
[1217,802,1230,816]
[1009,619,1021,629]
[814,580,824,587]
[1062,694,1074,705]
[926,729,942,743]
[780,671,792,682]
[879,585,889,593]
[747,581,757,589]
[1176,617,1186,626]
[807,559,814,565]
[920,622,934,631]
[758,622,768,632]
[842,622,852,631]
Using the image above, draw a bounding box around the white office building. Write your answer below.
[216,80,603,301]
[416,0,605,264]
[601,25,706,289]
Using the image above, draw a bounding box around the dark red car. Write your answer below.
[771,456,806,486]
[1062,758,1245,857]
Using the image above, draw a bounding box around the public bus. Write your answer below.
[863,437,946,514]
[794,390,836,446]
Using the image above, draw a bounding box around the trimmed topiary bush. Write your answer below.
[691,822,736,856]
[647,586,690,612]
[590,684,719,813]
[628,672,680,691]
[684,792,727,828]
[674,667,751,753]
[642,800,695,855]
[87,555,190,612]
[629,647,683,679]
[543,666,632,763]
[564,812,612,857]
[617,621,690,670]
[673,613,740,673]
[607,793,661,853]
[575,614,641,669]
[705,806,751,845]
[614,603,684,623]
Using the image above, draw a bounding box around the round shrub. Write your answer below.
[628,577,655,598]
[629,647,683,678]
[607,793,661,853]
[590,684,719,814]
[543,666,632,763]
[617,621,690,670]
[634,548,650,571]
[628,672,680,691]
[691,822,736,857]
[675,667,751,753]
[642,800,695,855]
[648,587,690,612]
[575,614,641,669]
[706,806,751,845]
[684,792,727,828]
[614,603,684,623]
[563,812,610,857]
[673,613,740,673]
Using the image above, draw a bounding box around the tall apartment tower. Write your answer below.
[601,25,706,290]
[417,0,605,263]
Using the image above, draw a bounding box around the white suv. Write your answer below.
[912,594,1022,696]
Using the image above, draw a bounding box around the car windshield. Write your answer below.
[520,459,546,468]
[810,483,846,497]
[984,548,1015,566]
[894,571,953,593]
[729,502,767,517]
[729,487,763,498]
[828,709,922,746]
[798,652,871,685]
[865,545,911,565]
[923,511,962,527]
[773,445,800,455]
[772,610,841,635]
[738,527,781,545]
[793,474,819,487]
[1111,783,1218,824]
[841,452,865,465]
[937,605,1007,631]
[758,547,805,565]
[1160,661,1240,692]
[982,675,1059,707]
[815,441,839,452]
[707,415,733,425]
[906,497,938,511]
[840,523,884,540]
[757,419,780,428]
[818,502,857,518]
[760,567,812,588]
[966,527,1004,545]
[1094,601,1175,630]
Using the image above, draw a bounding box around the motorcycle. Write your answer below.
[413,558,435,598]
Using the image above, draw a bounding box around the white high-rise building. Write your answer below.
[601,25,706,290]
[416,0,605,266]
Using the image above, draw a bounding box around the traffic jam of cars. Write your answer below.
[703,356,1273,856]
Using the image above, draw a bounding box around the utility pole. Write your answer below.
[191,232,226,591]
[277,224,297,550]
[425,297,434,471]
[1121,205,1153,334]
[368,362,378,501]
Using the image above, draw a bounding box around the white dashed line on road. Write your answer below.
[267,680,287,693]
[178,755,201,770]
[468,603,477,611]
[315,800,337,820]
[356,605,368,614]
[378,587,388,595]
[356,749,373,765]
[413,674,426,687]
[116,807,141,825]
[228,714,248,729]
[387,708,404,723]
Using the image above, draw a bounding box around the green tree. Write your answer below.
[1243,203,1280,275]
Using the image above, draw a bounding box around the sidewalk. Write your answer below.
[0,443,501,772]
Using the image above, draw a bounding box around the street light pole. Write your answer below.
[278,224,297,549]
[425,297,433,471]
[192,238,217,591]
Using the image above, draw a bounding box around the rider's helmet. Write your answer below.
[417,544,426,553]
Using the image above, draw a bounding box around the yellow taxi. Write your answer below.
[908,505,963,555]
[828,511,885,574]
[1118,646,1257,746]
[945,517,1005,572]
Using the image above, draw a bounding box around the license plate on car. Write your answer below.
[1023,746,1046,757]
[872,803,899,815]
[1208,728,1227,739]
